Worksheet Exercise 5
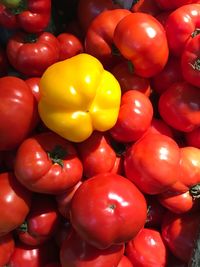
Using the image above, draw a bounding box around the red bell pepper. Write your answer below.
[0,0,51,33]
[6,31,60,77]
[165,3,200,57]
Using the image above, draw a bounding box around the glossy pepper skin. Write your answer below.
[0,0,51,33]
[6,31,60,77]
[38,53,121,143]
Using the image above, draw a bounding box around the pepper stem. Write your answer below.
[23,33,38,43]
[191,28,200,38]
[189,59,200,71]
[189,183,200,199]
[127,60,134,74]
[0,0,22,8]
[47,145,67,168]
[111,44,121,57]
[3,0,27,15]
[19,221,28,232]
[110,139,127,157]
[113,0,139,9]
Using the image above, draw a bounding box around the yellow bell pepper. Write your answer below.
[38,53,121,142]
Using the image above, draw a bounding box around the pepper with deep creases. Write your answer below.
[38,53,121,142]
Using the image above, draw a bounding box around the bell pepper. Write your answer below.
[38,53,121,143]
[0,0,51,33]
[6,31,60,77]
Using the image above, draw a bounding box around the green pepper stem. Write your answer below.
[47,145,67,168]
[3,0,27,15]
[191,28,200,38]
[0,0,22,8]
[189,59,200,72]
[18,221,28,232]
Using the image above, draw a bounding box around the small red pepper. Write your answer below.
[0,0,51,33]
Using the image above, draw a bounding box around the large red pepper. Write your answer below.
[0,0,51,33]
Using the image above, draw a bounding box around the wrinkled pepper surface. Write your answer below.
[38,53,121,142]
